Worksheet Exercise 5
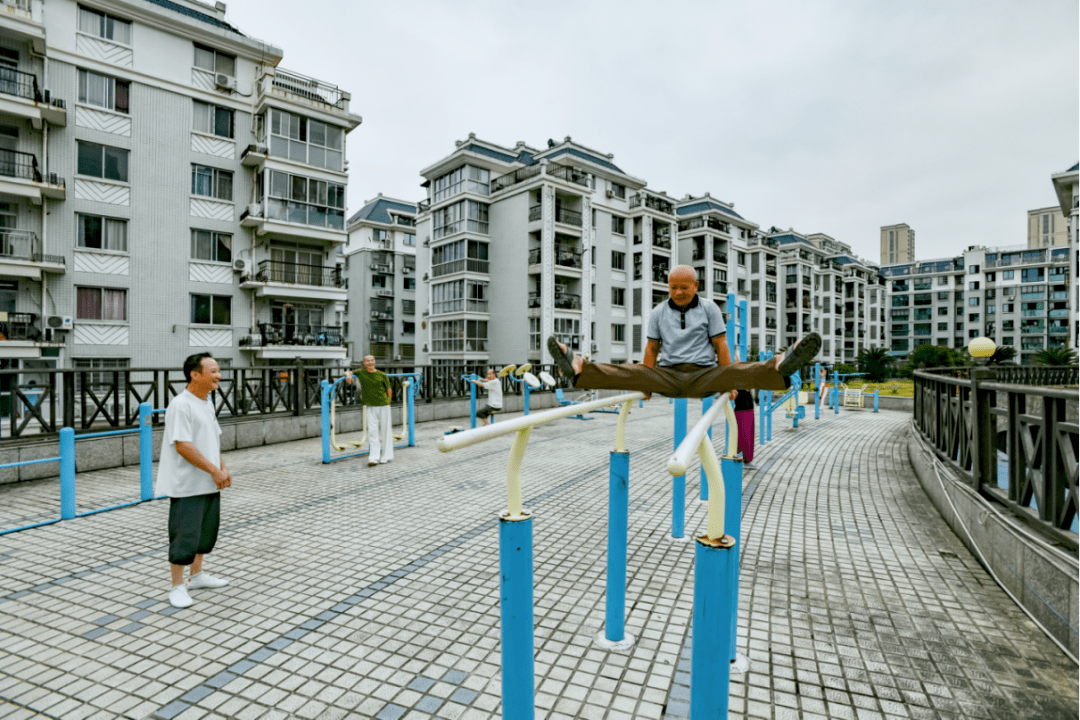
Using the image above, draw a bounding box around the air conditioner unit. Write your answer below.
[215,73,237,91]
[403,267,411,274]
[247,203,262,218]
[378,335,387,341]
[554,284,565,293]
[591,343,598,353]
[232,259,248,273]
[422,273,429,281]
[605,189,615,198]
[394,354,402,361]
[370,310,379,318]
[46,315,73,330]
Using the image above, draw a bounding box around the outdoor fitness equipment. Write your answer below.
[321,373,418,463]
[554,387,594,421]
[437,391,644,719]
[506,363,541,415]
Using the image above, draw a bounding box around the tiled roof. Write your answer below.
[774,233,811,246]
[144,0,241,33]
[543,148,623,173]
[463,144,518,164]
[676,200,744,220]
[517,151,537,165]
[347,198,416,226]
[1069,162,1079,172]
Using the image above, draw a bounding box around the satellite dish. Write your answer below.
[538,371,556,387]
[498,364,516,378]
[523,372,541,389]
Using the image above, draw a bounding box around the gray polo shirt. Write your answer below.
[646,295,726,367]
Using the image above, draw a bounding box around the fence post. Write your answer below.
[598,450,633,649]
[139,402,152,502]
[292,363,302,416]
[60,427,75,520]
[971,367,995,491]
[499,513,535,720]
[672,398,687,539]
[691,534,736,718]
[700,396,712,501]
[873,389,879,413]
[408,381,416,446]
[63,370,75,430]
[320,381,332,463]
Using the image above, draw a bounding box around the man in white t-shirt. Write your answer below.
[470,369,503,426]
[156,353,233,609]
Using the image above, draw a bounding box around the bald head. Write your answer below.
[668,265,698,308]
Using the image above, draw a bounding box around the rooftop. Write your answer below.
[347,196,417,227]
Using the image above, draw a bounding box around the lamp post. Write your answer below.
[967,337,996,491]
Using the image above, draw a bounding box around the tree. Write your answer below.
[857,347,890,382]
[907,344,965,371]
[1032,347,1077,366]
[987,346,1016,365]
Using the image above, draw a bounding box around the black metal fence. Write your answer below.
[0,363,570,440]
[913,365,1078,551]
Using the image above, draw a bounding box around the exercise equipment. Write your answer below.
[321,373,418,463]
[554,387,594,420]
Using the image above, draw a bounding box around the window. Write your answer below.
[591,247,596,266]
[609,182,626,199]
[402,321,415,335]
[431,319,487,352]
[191,294,231,325]
[611,215,627,235]
[76,287,127,321]
[611,251,625,270]
[193,43,235,78]
[192,164,232,200]
[193,101,234,139]
[938,322,948,331]
[404,278,416,291]
[432,165,490,201]
[1003,270,1014,280]
[612,324,625,342]
[432,200,488,238]
[938,276,948,285]
[264,108,344,171]
[737,252,746,266]
[77,141,128,182]
[969,264,979,273]
[263,170,345,228]
[529,317,541,353]
[986,272,995,281]
[969,281,979,290]
[78,5,131,45]
[77,214,127,252]
[403,234,415,246]
[190,230,232,263]
[78,70,129,114]
[611,287,625,306]
[969,297,979,306]
[938,307,948,316]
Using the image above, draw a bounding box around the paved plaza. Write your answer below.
[0,402,1076,720]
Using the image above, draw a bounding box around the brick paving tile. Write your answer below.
[0,404,1075,719]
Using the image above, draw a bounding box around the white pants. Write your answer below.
[367,405,394,463]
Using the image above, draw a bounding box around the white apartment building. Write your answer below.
[881,223,915,266]
[342,194,416,364]
[1050,162,1078,350]
[0,0,361,387]
[1027,206,1069,249]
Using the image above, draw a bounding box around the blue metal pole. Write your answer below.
[499,515,535,720]
[739,299,748,362]
[139,402,152,502]
[726,292,736,341]
[523,382,530,416]
[874,388,879,413]
[700,396,712,501]
[691,535,736,718]
[813,364,821,420]
[672,398,686,538]
[470,381,477,430]
[606,451,629,642]
[321,380,332,463]
[722,456,743,662]
[408,381,416,446]
[59,427,75,520]
[834,383,839,414]
[792,371,801,430]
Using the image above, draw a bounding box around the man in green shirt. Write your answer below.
[344,355,393,467]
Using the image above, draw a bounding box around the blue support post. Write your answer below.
[523,382,530,416]
[139,402,152,502]
[320,380,332,463]
[408,381,417,445]
[470,380,478,429]
[700,396,712,501]
[605,452,630,644]
[691,536,736,718]
[672,398,687,539]
[874,388,879,413]
[738,298,748,362]
[722,455,743,662]
[834,383,839,414]
[813,364,821,420]
[499,515,535,720]
[59,427,75,520]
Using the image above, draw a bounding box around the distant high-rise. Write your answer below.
[880,224,915,265]
[1026,206,1069,248]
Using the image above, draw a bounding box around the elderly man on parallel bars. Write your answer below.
[548,265,820,398]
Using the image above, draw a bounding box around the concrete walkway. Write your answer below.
[0,402,1075,719]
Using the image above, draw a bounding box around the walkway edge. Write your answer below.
[907,427,1079,663]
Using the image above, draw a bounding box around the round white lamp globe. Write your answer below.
[968,337,996,359]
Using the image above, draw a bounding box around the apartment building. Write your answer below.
[1026,206,1069,248]
[1049,162,1077,349]
[0,0,361,385]
[882,245,1071,362]
[880,223,915,266]
[342,194,416,364]
[413,134,678,367]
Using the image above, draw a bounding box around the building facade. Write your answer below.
[1049,162,1078,350]
[1026,206,1069,249]
[880,223,915,265]
[0,0,361,387]
[342,195,416,364]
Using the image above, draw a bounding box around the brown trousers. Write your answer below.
[574,360,788,399]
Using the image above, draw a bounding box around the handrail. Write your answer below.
[327,372,419,452]
[667,392,738,541]
[437,391,644,517]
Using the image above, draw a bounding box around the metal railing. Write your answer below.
[528,205,541,222]
[0,229,64,265]
[491,164,542,193]
[545,164,589,187]
[256,323,344,347]
[913,365,1078,550]
[431,258,489,276]
[0,149,43,183]
[268,68,346,109]
[253,260,343,288]
[628,193,674,215]
[0,67,41,103]
[555,207,582,226]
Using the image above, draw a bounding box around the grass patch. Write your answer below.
[801,379,915,398]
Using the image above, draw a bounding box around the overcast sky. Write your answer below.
[225,0,1078,264]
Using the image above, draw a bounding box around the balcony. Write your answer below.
[241,322,347,360]
[766,294,777,303]
[629,193,674,215]
[0,0,45,54]
[431,258,489,277]
[555,207,582,227]
[1048,309,1069,318]
[239,260,345,302]
[241,199,347,245]
[1049,291,1069,300]
[491,164,543,193]
[0,229,64,279]
[651,268,669,283]
[1049,325,1068,335]
[712,252,727,264]
[765,264,777,276]
[0,149,64,203]
[528,205,541,222]
[431,299,488,315]
[0,67,65,128]
[652,231,672,250]
[527,247,583,270]
[554,294,581,310]
[0,311,64,358]
[255,68,360,127]
[678,216,729,234]
[765,319,777,329]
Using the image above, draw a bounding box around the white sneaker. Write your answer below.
[187,572,229,590]
[169,584,193,608]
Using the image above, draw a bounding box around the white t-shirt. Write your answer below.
[482,379,503,409]
[156,390,222,498]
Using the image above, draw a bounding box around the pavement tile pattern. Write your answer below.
[0,402,1075,719]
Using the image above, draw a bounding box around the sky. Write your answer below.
[223,0,1079,264]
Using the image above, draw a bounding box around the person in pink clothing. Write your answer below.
[733,387,755,468]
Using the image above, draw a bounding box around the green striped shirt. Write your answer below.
[353,369,391,406]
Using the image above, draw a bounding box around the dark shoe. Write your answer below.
[547,336,576,378]
[777,333,821,377]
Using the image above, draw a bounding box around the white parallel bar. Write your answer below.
[667,392,737,477]
[437,392,645,453]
